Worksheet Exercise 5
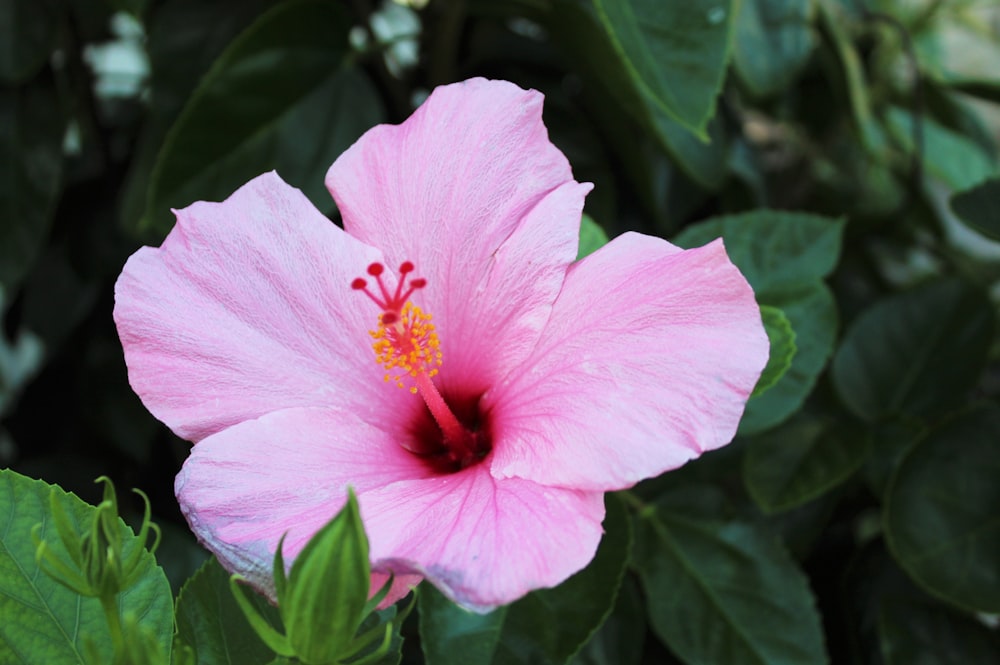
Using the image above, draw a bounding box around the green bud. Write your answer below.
[231,488,410,665]
[34,476,161,602]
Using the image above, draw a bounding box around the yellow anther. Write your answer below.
[369,302,442,390]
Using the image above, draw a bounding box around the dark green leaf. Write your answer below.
[879,599,1000,664]
[119,0,277,235]
[570,576,645,665]
[591,0,737,137]
[420,494,632,665]
[633,506,827,665]
[0,83,64,294]
[145,0,384,236]
[175,557,283,665]
[0,0,60,83]
[733,0,815,97]
[753,305,796,398]
[0,469,173,663]
[674,211,844,434]
[885,404,1000,613]
[578,214,610,259]
[652,110,728,190]
[744,412,868,513]
[831,279,993,423]
[950,177,1000,240]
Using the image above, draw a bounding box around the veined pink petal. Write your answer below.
[488,235,769,491]
[327,78,586,393]
[360,466,605,612]
[175,406,431,602]
[114,172,407,442]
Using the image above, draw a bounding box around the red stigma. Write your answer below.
[351,260,427,318]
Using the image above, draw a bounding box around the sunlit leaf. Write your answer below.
[0,469,173,663]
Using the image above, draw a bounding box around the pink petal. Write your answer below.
[488,235,769,491]
[360,465,605,612]
[114,172,406,442]
[175,406,431,602]
[326,78,587,393]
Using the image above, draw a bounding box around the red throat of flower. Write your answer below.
[352,261,490,471]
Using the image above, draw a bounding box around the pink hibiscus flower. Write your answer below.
[114,78,769,611]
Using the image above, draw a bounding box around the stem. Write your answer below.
[413,372,469,446]
[100,593,125,657]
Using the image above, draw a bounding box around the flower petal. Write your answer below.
[488,235,769,490]
[360,465,605,612]
[114,171,403,442]
[175,406,430,601]
[326,78,586,392]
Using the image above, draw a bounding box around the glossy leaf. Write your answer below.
[175,557,283,665]
[591,0,737,137]
[885,405,1000,613]
[744,412,869,513]
[420,494,631,665]
[633,505,827,665]
[733,0,815,97]
[950,177,1000,240]
[831,279,993,423]
[674,210,844,434]
[145,0,384,235]
[753,305,796,398]
[0,469,173,663]
[0,83,64,294]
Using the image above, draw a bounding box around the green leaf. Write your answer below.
[950,177,1000,240]
[673,210,845,294]
[420,494,632,665]
[0,0,60,83]
[744,412,869,513]
[591,0,737,137]
[831,279,993,423]
[885,107,998,191]
[674,210,845,434]
[578,214,610,259]
[652,110,728,190]
[0,469,173,663]
[633,506,827,665]
[885,404,1000,613]
[878,599,1000,664]
[175,557,284,665]
[145,0,384,236]
[570,577,645,665]
[0,82,64,294]
[284,488,371,663]
[733,0,816,97]
[753,305,796,398]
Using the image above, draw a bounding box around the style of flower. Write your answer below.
[114,78,769,612]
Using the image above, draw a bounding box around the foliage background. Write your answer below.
[2,0,1000,663]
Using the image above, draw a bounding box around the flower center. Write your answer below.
[352,261,492,472]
